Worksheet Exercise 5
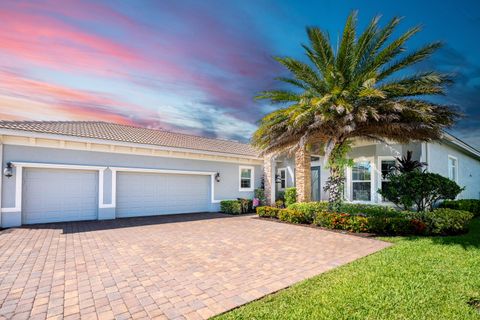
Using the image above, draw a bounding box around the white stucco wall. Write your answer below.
[426,141,480,199]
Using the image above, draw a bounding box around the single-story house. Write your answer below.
[0,120,479,227]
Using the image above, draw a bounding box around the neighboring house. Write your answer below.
[0,121,478,227]
[0,121,262,227]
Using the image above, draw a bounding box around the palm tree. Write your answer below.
[252,12,459,207]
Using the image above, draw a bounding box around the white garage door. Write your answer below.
[22,168,98,224]
[116,172,210,218]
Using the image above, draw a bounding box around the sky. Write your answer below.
[0,0,479,148]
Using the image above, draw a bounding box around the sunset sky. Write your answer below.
[1,0,479,148]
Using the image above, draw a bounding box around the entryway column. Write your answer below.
[263,153,276,206]
[295,146,311,202]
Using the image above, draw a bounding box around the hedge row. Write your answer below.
[256,204,474,236]
[440,199,480,217]
[220,199,253,215]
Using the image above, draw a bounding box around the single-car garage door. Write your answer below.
[22,168,98,224]
[116,172,210,218]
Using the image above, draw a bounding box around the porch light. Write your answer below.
[215,172,220,182]
[3,162,13,178]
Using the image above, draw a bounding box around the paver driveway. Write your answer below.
[0,213,390,320]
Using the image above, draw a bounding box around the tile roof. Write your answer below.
[0,121,260,157]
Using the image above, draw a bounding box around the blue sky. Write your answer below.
[0,0,479,148]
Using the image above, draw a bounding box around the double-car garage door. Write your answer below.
[21,168,210,224]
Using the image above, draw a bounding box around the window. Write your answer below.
[239,166,254,191]
[380,159,396,201]
[448,156,458,182]
[277,168,286,190]
[352,161,372,201]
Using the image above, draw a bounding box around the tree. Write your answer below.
[252,12,459,206]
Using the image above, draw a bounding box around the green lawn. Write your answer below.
[215,218,480,320]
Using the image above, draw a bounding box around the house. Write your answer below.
[0,120,478,227]
[268,133,480,205]
[0,121,262,227]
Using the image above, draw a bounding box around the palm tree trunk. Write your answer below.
[323,141,349,211]
[295,146,311,202]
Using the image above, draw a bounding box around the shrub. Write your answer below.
[440,199,480,217]
[284,187,297,207]
[278,208,311,224]
[220,200,242,215]
[254,188,266,206]
[366,216,418,235]
[220,199,252,214]
[256,206,281,218]
[379,171,464,211]
[288,201,329,220]
[414,208,474,235]
[313,212,369,233]
[275,199,285,208]
[339,203,402,217]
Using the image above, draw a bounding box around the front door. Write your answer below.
[311,166,321,201]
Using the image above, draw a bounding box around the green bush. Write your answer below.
[256,206,281,218]
[414,208,474,235]
[314,212,369,233]
[339,203,402,217]
[220,199,252,214]
[278,208,311,224]
[379,171,464,211]
[276,190,285,201]
[366,216,419,235]
[284,187,297,207]
[220,200,242,214]
[288,201,329,219]
[440,199,480,217]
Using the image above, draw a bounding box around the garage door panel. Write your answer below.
[116,172,210,217]
[22,168,98,224]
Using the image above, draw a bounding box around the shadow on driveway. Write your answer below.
[17,212,238,234]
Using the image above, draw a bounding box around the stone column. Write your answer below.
[263,153,275,206]
[295,146,311,202]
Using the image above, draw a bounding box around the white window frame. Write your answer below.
[277,167,287,191]
[377,156,397,203]
[448,155,458,183]
[346,157,375,203]
[239,165,254,192]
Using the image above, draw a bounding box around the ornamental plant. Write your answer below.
[379,171,464,211]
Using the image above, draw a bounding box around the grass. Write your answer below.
[215,218,480,320]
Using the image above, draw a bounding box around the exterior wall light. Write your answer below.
[3,162,13,178]
[215,172,220,182]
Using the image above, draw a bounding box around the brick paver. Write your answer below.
[0,213,390,319]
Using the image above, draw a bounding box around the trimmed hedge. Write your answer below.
[258,203,474,236]
[278,208,312,224]
[220,199,252,215]
[440,199,480,217]
[288,201,329,220]
[412,208,474,235]
[256,206,281,218]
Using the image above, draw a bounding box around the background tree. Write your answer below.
[252,11,459,206]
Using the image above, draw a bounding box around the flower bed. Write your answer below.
[256,202,474,236]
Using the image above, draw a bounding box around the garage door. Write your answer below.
[22,168,98,224]
[116,172,210,218]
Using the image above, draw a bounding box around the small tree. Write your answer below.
[379,171,463,211]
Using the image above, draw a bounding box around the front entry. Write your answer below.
[311,166,321,201]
